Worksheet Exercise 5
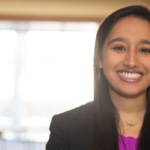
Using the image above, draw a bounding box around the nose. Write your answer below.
[123,50,139,68]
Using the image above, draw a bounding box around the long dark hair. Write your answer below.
[93,5,150,150]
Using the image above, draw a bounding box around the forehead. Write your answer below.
[105,16,150,42]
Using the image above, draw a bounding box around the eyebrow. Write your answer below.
[107,38,125,46]
[107,38,150,46]
[140,39,150,45]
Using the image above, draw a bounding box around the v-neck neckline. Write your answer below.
[118,133,139,139]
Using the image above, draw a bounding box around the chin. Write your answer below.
[117,88,145,98]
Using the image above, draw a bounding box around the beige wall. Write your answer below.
[0,0,150,21]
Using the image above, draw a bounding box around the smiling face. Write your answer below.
[100,16,150,97]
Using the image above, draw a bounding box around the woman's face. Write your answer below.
[100,16,150,97]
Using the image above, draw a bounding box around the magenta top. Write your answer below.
[118,134,139,150]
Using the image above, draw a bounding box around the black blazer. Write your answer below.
[46,102,93,150]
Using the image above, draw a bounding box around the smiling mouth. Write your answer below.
[117,72,143,79]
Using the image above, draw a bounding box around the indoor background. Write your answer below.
[0,0,149,150]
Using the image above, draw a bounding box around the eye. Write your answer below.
[113,46,125,51]
[140,49,150,53]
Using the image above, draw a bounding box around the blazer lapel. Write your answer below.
[85,116,92,150]
[70,106,92,150]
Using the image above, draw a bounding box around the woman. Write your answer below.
[46,5,150,150]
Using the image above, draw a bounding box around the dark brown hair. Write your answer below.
[93,5,150,150]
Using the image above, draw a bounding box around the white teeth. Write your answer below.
[118,72,142,78]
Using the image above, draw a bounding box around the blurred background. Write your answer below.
[0,0,149,150]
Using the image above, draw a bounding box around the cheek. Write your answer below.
[102,55,115,83]
[144,62,150,84]
[102,52,120,74]
[140,56,150,80]
[102,51,123,86]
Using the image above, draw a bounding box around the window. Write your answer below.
[0,21,99,143]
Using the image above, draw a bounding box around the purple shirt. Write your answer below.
[118,134,139,150]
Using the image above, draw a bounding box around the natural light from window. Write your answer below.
[0,21,99,143]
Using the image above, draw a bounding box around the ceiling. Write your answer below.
[0,0,149,21]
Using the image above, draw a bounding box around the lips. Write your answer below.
[117,70,144,82]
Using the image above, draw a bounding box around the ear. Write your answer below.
[99,59,103,69]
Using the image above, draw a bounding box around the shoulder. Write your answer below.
[46,101,93,150]
[52,101,93,124]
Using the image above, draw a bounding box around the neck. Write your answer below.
[109,86,147,117]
